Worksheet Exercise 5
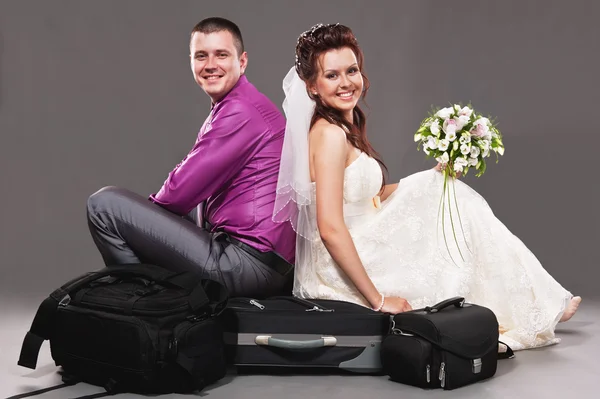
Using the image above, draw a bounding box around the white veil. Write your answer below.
[272,66,318,297]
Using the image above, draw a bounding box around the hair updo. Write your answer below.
[295,23,387,189]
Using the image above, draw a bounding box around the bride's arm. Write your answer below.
[311,125,382,309]
[379,183,398,202]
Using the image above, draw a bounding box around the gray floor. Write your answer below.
[1,296,598,399]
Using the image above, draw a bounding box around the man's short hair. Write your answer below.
[191,17,245,57]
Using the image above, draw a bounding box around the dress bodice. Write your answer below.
[311,152,383,203]
[341,152,384,203]
[308,152,383,229]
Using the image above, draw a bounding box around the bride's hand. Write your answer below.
[435,162,461,178]
[380,296,413,314]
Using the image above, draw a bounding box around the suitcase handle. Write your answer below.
[254,335,337,349]
[425,296,465,313]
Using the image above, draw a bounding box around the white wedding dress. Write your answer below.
[295,151,573,351]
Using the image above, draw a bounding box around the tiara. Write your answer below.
[295,23,340,67]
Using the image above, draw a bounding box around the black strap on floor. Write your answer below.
[69,392,114,399]
[5,382,72,399]
[498,340,515,359]
[5,382,118,399]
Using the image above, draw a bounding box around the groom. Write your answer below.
[86,17,295,298]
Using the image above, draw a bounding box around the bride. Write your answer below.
[272,23,581,351]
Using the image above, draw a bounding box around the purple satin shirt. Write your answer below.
[150,76,295,264]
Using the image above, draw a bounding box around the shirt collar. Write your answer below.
[211,75,248,109]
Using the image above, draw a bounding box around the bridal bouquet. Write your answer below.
[414,104,505,264]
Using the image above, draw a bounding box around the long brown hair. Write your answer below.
[295,23,387,187]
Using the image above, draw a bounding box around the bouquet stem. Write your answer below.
[451,175,472,254]
[437,167,471,266]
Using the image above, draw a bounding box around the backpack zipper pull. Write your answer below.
[58,295,71,307]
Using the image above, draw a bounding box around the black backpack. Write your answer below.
[14,264,229,398]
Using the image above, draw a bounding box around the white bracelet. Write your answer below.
[373,294,385,312]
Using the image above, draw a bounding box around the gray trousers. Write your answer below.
[86,186,290,298]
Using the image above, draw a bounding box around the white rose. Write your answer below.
[436,152,450,164]
[482,147,490,157]
[435,107,454,119]
[430,120,440,136]
[470,146,481,158]
[459,134,471,145]
[438,139,450,151]
[446,131,457,142]
[468,157,478,167]
[460,143,471,155]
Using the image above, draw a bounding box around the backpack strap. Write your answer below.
[5,373,79,399]
[4,383,74,399]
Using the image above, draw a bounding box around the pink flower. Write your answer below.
[470,123,486,137]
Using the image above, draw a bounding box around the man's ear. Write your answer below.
[239,52,248,74]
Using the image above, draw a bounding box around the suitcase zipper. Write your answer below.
[305,306,333,312]
[249,299,265,310]
[227,298,265,310]
[268,296,334,312]
[439,362,446,388]
[294,298,333,312]
[426,364,431,383]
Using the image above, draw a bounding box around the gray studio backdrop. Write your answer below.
[1,0,598,302]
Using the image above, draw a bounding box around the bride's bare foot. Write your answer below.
[559,296,582,322]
